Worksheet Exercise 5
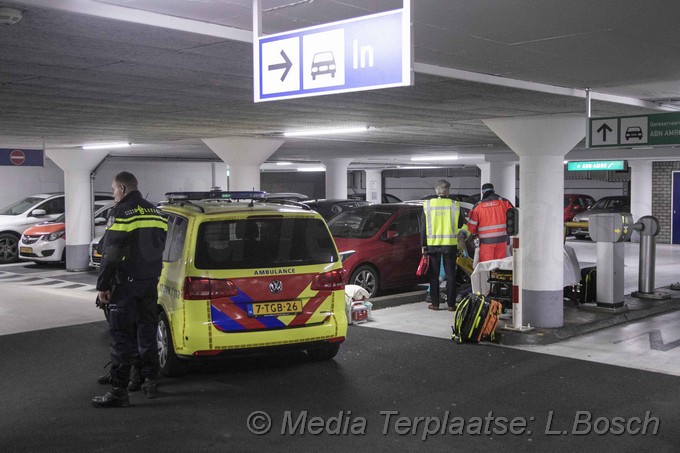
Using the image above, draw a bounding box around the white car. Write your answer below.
[19,203,114,265]
[0,193,113,264]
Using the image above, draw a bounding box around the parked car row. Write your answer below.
[19,203,114,265]
[0,192,114,264]
[5,190,631,301]
[568,195,631,240]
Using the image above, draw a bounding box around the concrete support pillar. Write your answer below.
[202,137,284,191]
[45,148,109,271]
[211,162,229,190]
[477,161,517,203]
[628,160,653,243]
[483,114,585,328]
[322,158,353,199]
[364,169,383,203]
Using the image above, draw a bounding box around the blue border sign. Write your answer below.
[0,148,44,167]
[255,9,412,102]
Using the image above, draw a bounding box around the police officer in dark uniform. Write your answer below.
[92,171,167,408]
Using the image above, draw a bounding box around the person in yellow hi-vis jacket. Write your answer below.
[92,172,168,408]
[420,180,468,311]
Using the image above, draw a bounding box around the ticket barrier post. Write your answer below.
[631,216,670,300]
[588,213,632,311]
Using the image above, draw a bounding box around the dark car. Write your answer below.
[348,193,402,203]
[303,199,370,221]
[327,204,424,297]
[463,193,518,207]
[570,195,631,240]
[421,194,470,202]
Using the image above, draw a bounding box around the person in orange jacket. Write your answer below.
[465,183,514,263]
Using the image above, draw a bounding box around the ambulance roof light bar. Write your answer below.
[165,191,267,202]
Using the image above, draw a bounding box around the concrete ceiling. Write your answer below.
[1,0,679,168]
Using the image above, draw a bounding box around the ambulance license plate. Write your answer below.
[249,301,302,317]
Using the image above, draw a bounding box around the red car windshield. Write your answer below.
[328,209,394,239]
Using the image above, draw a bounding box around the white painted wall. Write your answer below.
[564,178,626,201]
[0,160,63,209]
[93,160,225,203]
[384,176,480,201]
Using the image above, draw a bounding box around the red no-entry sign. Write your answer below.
[9,149,25,166]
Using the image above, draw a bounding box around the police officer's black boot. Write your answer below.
[127,364,143,392]
[141,378,158,399]
[92,385,130,408]
[97,372,113,385]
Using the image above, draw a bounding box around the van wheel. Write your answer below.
[307,344,340,361]
[0,233,19,264]
[350,265,379,298]
[158,311,187,377]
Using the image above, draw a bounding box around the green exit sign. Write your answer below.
[567,161,625,171]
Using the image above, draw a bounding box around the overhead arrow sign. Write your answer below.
[597,123,613,142]
[268,50,292,82]
[589,112,680,148]
[254,8,412,102]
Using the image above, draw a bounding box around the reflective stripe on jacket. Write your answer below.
[423,197,461,246]
[467,195,513,245]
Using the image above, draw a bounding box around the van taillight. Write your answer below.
[311,270,345,291]
[183,277,238,300]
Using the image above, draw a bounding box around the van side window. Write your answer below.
[163,214,188,262]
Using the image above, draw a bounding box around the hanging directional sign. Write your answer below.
[567,160,625,171]
[589,112,680,148]
[254,8,412,102]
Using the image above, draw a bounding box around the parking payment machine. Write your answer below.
[589,213,633,310]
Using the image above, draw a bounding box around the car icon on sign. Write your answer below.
[625,126,643,140]
[311,51,336,80]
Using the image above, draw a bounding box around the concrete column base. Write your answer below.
[65,244,91,272]
[522,289,564,328]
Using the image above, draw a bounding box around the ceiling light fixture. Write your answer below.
[275,162,293,166]
[399,166,439,169]
[411,155,459,162]
[284,126,370,137]
[0,7,22,25]
[82,142,131,150]
[297,166,326,172]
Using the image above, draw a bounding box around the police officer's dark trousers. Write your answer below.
[108,278,160,386]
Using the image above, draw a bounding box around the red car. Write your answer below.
[327,204,426,297]
[564,194,595,222]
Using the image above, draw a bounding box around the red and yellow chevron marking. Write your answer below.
[209,273,334,332]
